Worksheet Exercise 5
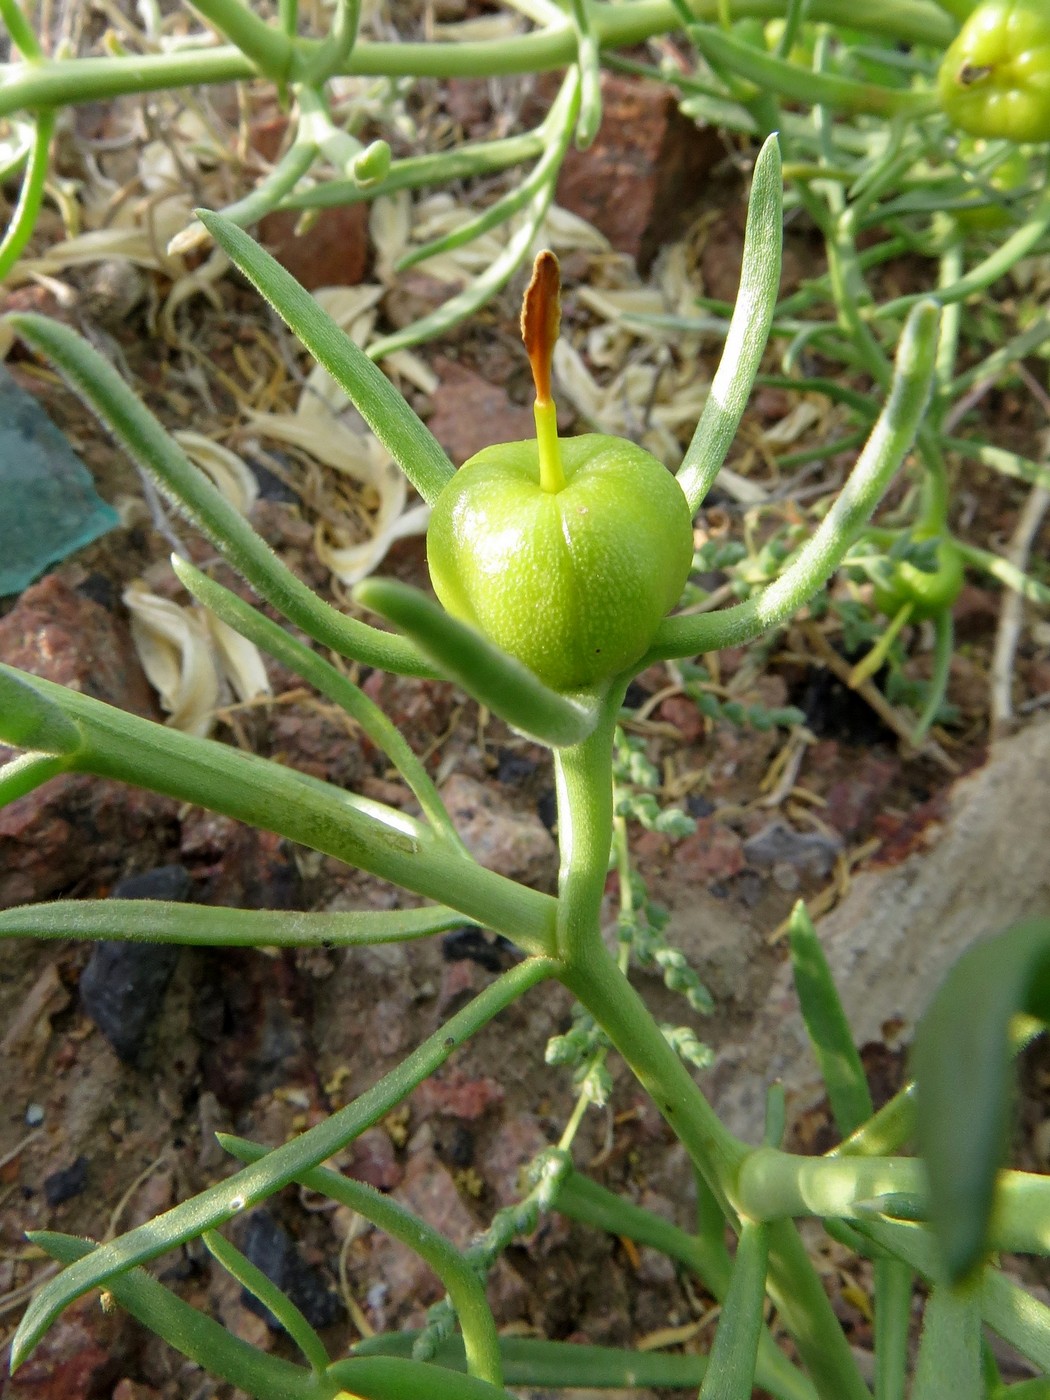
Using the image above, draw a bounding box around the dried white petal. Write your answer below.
[123,581,220,737]
[174,431,259,515]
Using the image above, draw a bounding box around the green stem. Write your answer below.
[12,957,556,1372]
[188,0,294,81]
[221,1137,503,1387]
[0,108,54,282]
[551,690,621,962]
[0,2,955,120]
[0,663,557,956]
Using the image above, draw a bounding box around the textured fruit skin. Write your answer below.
[427,434,694,692]
[938,0,1050,143]
[874,538,965,621]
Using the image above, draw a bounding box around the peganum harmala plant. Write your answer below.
[2,134,1050,1400]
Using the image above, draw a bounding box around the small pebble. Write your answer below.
[44,1155,88,1206]
[25,1103,44,1126]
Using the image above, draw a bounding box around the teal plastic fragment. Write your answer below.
[0,361,119,596]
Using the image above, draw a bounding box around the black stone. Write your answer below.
[536,789,557,833]
[249,453,299,503]
[496,748,539,785]
[44,1155,88,1206]
[79,864,191,1061]
[441,926,516,971]
[686,793,716,818]
[236,1209,344,1332]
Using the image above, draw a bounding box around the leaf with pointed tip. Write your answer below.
[355,578,601,748]
[195,209,454,506]
[912,918,1050,1282]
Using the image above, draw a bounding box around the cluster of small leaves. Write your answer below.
[677,662,806,732]
[545,1003,614,1106]
[660,1023,715,1072]
[612,727,695,837]
[413,1149,573,1362]
[618,868,714,1018]
[843,534,943,594]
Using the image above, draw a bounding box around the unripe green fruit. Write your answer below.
[427,434,694,693]
[873,538,965,621]
[937,0,1050,144]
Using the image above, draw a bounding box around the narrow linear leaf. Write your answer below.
[652,299,941,661]
[352,1331,713,1389]
[29,1232,315,1400]
[698,1220,770,1400]
[7,312,432,677]
[788,900,873,1137]
[912,918,1050,1282]
[0,668,82,754]
[911,1284,982,1400]
[873,1256,912,1400]
[676,133,783,513]
[196,209,454,505]
[325,1355,514,1399]
[0,752,71,807]
[0,899,466,948]
[220,1134,502,1386]
[355,578,601,748]
[202,1230,329,1372]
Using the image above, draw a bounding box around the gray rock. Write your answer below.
[709,718,1050,1141]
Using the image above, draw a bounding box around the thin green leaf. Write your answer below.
[0,751,70,806]
[690,24,932,117]
[172,555,462,845]
[196,209,454,505]
[29,1232,315,1400]
[0,899,466,947]
[0,109,54,282]
[873,1256,912,1400]
[220,1134,502,1385]
[365,160,563,361]
[354,578,602,748]
[699,1220,770,1400]
[676,134,783,513]
[956,541,1050,608]
[7,313,433,676]
[0,667,82,754]
[0,0,42,59]
[912,918,1050,1282]
[325,1355,514,1399]
[943,435,1050,493]
[651,299,941,661]
[11,956,555,1371]
[789,900,873,1137]
[567,3,601,148]
[202,1229,329,1372]
[396,69,579,273]
[911,1284,982,1400]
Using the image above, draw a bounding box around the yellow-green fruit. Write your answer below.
[873,538,965,621]
[937,0,1050,144]
[427,434,693,693]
